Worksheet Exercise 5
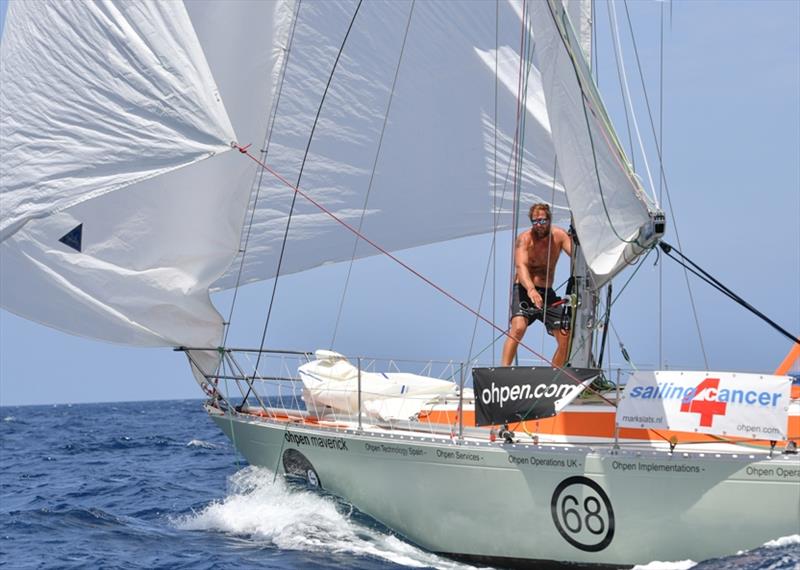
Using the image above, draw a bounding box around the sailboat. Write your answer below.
[2,0,798,567]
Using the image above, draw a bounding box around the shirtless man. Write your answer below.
[501,203,573,367]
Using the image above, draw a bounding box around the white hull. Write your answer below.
[207,405,800,567]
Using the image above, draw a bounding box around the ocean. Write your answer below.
[1,399,797,569]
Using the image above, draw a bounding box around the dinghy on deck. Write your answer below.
[299,350,471,422]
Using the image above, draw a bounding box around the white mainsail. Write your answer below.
[529,0,660,285]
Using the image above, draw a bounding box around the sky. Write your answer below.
[1,0,798,406]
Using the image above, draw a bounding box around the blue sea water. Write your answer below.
[1,399,798,569]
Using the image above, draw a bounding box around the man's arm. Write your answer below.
[514,233,543,308]
[559,227,573,257]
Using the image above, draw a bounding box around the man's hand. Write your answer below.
[527,287,543,309]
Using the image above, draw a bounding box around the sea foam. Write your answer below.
[173,466,477,569]
[632,561,696,570]
[763,534,800,549]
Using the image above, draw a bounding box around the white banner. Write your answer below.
[616,371,792,439]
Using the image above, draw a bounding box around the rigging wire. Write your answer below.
[492,0,499,366]
[659,242,799,345]
[467,234,501,368]
[466,124,530,366]
[535,153,560,357]
[609,247,653,307]
[465,271,571,372]
[330,0,416,348]
[221,0,302,348]
[231,145,617,405]
[470,0,532,367]
[589,2,600,80]
[517,5,560,356]
[609,320,636,371]
[621,0,709,368]
[465,19,546,368]
[508,0,530,329]
[249,0,365,390]
[596,283,613,369]
[605,0,636,170]
[608,0,657,205]
[659,0,664,369]
[468,3,553,368]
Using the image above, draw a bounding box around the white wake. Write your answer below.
[632,561,696,570]
[173,466,477,569]
[763,534,800,549]
[633,533,800,569]
[186,439,218,449]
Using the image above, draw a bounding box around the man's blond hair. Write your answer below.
[529,203,551,221]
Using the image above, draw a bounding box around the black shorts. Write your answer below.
[511,284,570,333]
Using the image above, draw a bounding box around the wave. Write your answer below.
[763,534,800,549]
[633,561,696,570]
[172,466,477,569]
[634,534,800,570]
[186,439,218,449]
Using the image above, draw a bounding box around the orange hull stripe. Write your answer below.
[419,410,799,446]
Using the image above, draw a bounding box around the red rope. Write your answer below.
[232,143,612,402]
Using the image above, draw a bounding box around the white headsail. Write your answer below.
[529,0,662,286]
[0,1,235,241]
[0,0,287,347]
[563,0,593,63]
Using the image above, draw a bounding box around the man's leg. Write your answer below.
[552,328,570,368]
[501,316,529,366]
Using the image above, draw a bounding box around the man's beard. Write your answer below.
[532,226,550,239]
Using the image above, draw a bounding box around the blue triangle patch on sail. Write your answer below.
[58,223,83,252]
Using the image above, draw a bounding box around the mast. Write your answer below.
[568,230,599,368]
[562,0,597,369]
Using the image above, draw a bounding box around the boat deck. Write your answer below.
[210,401,797,458]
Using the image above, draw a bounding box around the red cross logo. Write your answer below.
[680,377,727,427]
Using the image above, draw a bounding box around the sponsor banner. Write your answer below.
[472,367,599,426]
[616,371,792,439]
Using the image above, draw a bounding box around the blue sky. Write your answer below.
[1,0,798,406]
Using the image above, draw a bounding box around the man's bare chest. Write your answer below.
[527,237,559,268]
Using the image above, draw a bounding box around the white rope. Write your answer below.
[608,0,659,207]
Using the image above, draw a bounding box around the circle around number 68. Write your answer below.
[550,476,615,552]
